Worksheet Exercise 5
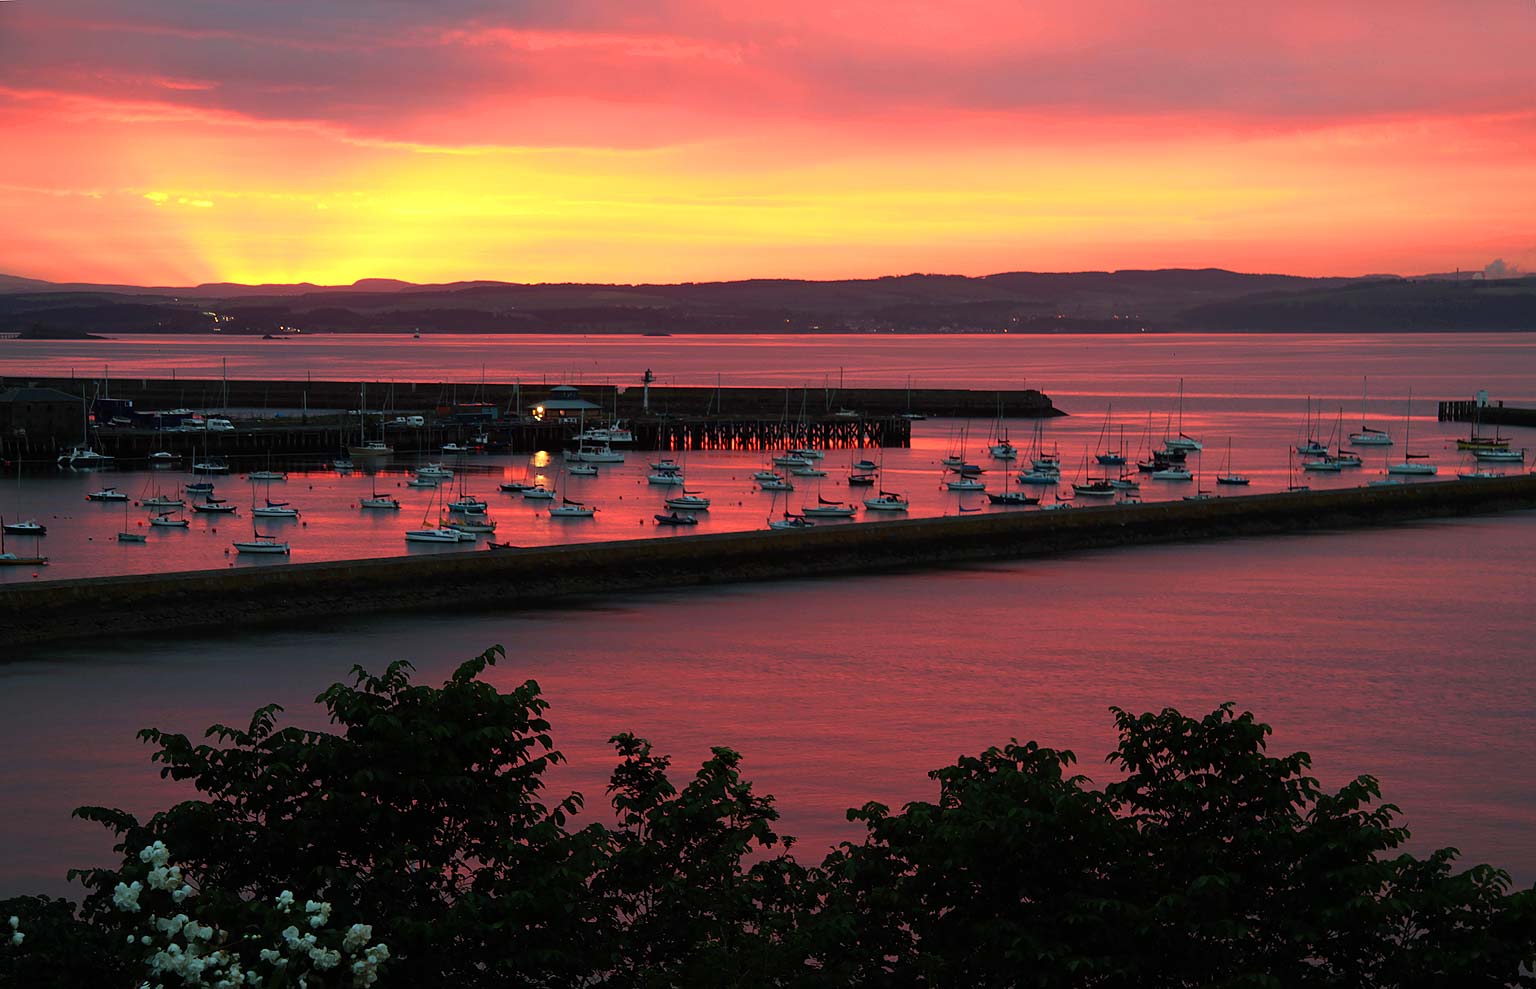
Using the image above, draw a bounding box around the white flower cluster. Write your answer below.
[112,844,390,988]
[114,881,144,913]
[305,899,332,929]
[7,914,21,947]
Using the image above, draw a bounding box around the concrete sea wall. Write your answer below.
[4,475,1534,649]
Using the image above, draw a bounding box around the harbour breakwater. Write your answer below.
[1,377,1059,458]
[5,475,1534,649]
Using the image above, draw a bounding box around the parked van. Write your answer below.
[206,417,235,432]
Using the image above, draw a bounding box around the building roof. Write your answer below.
[0,386,84,404]
[549,384,581,394]
[539,398,602,411]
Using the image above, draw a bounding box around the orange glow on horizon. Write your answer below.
[1,2,1533,285]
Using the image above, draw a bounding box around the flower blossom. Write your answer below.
[305,900,332,929]
[341,924,372,952]
[113,880,144,913]
[138,841,171,868]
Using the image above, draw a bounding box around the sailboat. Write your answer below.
[1071,456,1117,498]
[251,482,300,518]
[549,496,596,518]
[664,490,710,511]
[1214,438,1250,485]
[57,384,115,468]
[1385,390,1437,475]
[1286,449,1310,492]
[548,468,597,517]
[141,476,184,509]
[149,506,189,528]
[247,451,287,482]
[766,485,813,529]
[142,472,189,527]
[945,469,986,492]
[899,377,926,420]
[192,490,238,514]
[4,461,45,535]
[446,512,497,537]
[863,489,908,512]
[1094,406,1127,465]
[802,484,858,517]
[648,461,687,486]
[1295,397,1328,456]
[87,485,129,502]
[988,457,1040,505]
[233,525,290,554]
[1182,449,1213,501]
[1164,380,1203,451]
[348,384,394,460]
[446,468,488,513]
[1306,409,1360,471]
[116,498,147,542]
[987,396,1017,460]
[0,516,47,566]
[1349,376,1393,446]
[1456,399,1512,452]
[360,474,401,510]
[405,483,471,542]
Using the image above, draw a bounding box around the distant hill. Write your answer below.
[1182,276,1536,331]
[0,268,1528,334]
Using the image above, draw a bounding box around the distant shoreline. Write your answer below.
[8,326,1536,339]
[4,268,1531,336]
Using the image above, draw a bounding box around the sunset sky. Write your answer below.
[2,0,1533,286]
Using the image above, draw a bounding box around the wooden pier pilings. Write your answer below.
[1438,400,1536,427]
[640,416,904,451]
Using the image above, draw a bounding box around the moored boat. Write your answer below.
[549,497,597,518]
[233,530,289,554]
[87,486,129,502]
[863,491,908,512]
[665,493,711,511]
[802,496,857,517]
[404,527,469,543]
[1071,479,1117,497]
[57,446,115,468]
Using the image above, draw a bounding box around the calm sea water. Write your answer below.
[1,333,1534,899]
[3,514,1534,897]
[5,332,1536,407]
[3,333,1531,583]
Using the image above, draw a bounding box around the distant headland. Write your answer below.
[1,267,1531,335]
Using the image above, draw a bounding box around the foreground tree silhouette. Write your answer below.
[809,705,1536,986]
[2,647,1532,987]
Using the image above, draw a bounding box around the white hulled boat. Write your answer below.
[233,530,289,554]
[863,491,908,512]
